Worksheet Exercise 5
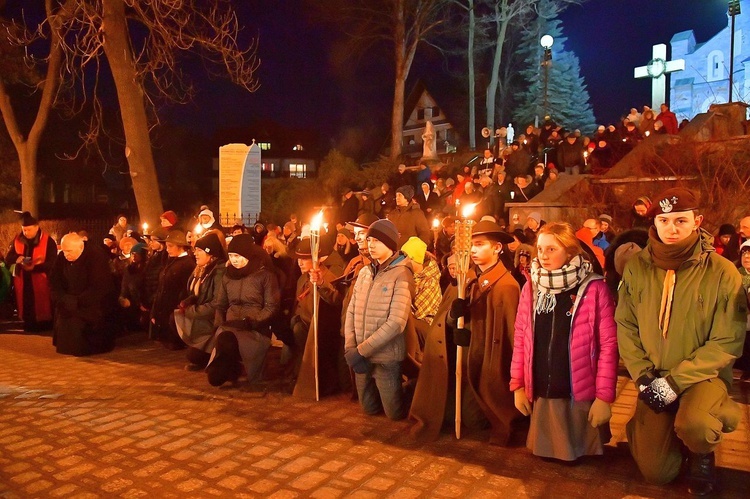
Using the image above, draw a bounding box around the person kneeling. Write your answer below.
[510,222,618,462]
[344,220,414,420]
[207,234,280,387]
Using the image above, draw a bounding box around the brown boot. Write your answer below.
[686,452,716,496]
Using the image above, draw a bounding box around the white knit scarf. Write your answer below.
[530,255,592,314]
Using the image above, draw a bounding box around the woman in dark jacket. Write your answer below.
[175,233,227,370]
[149,231,195,350]
[118,243,149,331]
[206,234,280,386]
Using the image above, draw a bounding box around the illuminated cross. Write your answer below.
[634,43,685,110]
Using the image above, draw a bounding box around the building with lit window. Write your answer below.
[670,0,750,119]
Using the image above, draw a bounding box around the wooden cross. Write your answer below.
[634,43,685,110]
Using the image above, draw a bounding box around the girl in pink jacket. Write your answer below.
[510,222,618,461]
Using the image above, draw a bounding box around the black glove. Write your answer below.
[452,327,471,347]
[450,298,469,321]
[638,377,678,413]
[635,372,657,390]
[344,348,369,374]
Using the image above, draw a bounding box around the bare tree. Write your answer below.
[321,0,448,162]
[0,0,259,222]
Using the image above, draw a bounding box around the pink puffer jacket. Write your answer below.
[510,275,619,403]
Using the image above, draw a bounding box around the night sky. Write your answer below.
[167,0,732,148]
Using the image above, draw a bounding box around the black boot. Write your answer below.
[687,452,716,496]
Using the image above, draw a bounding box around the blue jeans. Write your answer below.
[355,361,405,420]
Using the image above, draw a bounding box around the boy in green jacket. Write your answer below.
[616,188,747,496]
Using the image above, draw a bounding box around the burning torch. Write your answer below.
[453,203,476,439]
[309,210,324,401]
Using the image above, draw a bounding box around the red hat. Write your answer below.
[648,188,699,217]
[160,210,178,227]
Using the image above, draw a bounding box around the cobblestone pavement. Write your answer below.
[0,331,748,498]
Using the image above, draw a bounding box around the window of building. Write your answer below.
[417,109,425,120]
[431,106,440,118]
[258,142,271,150]
[707,50,724,82]
[262,162,275,172]
[289,163,307,178]
[293,144,304,151]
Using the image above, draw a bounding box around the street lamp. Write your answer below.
[540,35,554,120]
[728,0,741,103]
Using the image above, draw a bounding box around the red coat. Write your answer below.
[510,275,619,403]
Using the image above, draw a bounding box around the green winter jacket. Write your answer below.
[616,232,747,392]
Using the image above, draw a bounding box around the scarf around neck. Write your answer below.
[647,227,700,337]
[530,254,592,314]
[647,226,699,271]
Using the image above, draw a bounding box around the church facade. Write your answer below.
[670,1,750,120]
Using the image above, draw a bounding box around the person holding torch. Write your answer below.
[447,218,520,445]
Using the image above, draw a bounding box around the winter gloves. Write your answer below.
[638,376,678,413]
[452,328,471,347]
[587,398,612,427]
[513,388,532,416]
[450,298,469,321]
[449,298,471,346]
[345,348,369,374]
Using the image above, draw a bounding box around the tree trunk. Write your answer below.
[0,0,69,217]
[485,2,509,138]
[467,0,476,150]
[390,1,407,162]
[102,0,164,224]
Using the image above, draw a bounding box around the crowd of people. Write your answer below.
[1,106,748,495]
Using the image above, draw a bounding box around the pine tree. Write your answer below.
[512,0,596,133]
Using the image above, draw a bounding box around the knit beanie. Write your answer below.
[195,232,226,259]
[367,219,399,253]
[396,185,415,201]
[226,233,255,260]
[160,210,178,227]
[401,236,427,265]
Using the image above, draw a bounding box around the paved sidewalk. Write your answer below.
[0,332,748,498]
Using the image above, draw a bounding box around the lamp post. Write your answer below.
[540,35,554,119]
[728,0,741,103]
[453,203,476,439]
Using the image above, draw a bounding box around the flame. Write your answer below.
[310,210,324,232]
[461,203,476,219]
[194,224,204,235]
[142,222,148,231]
[432,218,440,229]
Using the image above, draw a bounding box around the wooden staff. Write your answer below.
[309,210,324,401]
[453,204,475,439]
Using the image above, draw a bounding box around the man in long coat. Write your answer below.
[50,233,118,356]
[410,221,520,445]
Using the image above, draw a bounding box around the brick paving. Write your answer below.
[0,330,748,498]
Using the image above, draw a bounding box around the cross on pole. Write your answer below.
[634,43,685,110]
